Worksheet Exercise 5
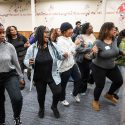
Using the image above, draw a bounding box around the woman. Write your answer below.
[115,29,125,124]
[24,25,67,118]
[91,22,123,111]
[57,22,81,106]
[6,26,30,72]
[0,23,24,125]
[75,22,96,95]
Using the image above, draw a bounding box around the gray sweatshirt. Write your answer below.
[92,39,119,69]
[0,41,23,80]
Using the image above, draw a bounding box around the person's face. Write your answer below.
[113,29,119,37]
[77,23,81,28]
[64,28,73,37]
[0,26,5,42]
[10,26,17,36]
[44,27,50,43]
[57,28,61,36]
[87,24,93,34]
[109,27,116,38]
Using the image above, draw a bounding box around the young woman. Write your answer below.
[115,29,125,123]
[24,25,67,118]
[57,22,81,106]
[0,23,24,125]
[6,26,30,72]
[91,22,124,111]
[75,22,96,95]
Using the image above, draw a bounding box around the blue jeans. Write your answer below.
[60,64,81,101]
[0,70,23,123]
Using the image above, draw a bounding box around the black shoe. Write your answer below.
[14,117,22,125]
[51,106,60,118]
[113,94,119,100]
[38,109,44,118]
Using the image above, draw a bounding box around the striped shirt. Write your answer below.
[0,41,23,80]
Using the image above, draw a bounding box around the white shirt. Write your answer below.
[57,36,76,73]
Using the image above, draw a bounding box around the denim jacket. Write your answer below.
[24,41,64,85]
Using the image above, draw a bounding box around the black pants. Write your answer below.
[60,64,81,101]
[35,81,62,109]
[91,63,123,101]
[0,71,23,123]
[77,60,94,93]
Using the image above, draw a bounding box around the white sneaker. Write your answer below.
[80,92,86,96]
[74,95,80,103]
[61,100,69,106]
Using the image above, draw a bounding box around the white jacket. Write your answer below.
[57,36,76,73]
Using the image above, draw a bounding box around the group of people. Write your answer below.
[0,20,125,125]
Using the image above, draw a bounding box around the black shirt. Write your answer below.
[9,35,27,61]
[33,47,53,83]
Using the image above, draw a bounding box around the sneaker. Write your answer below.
[61,100,69,106]
[73,95,80,103]
[38,108,44,118]
[14,117,22,125]
[92,100,100,111]
[104,93,118,104]
[80,92,86,96]
[51,106,60,118]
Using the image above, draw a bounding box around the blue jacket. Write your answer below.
[24,41,64,85]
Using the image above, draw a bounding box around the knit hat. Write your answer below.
[60,22,73,33]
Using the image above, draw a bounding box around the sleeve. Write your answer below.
[10,45,24,80]
[24,45,34,68]
[21,34,28,43]
[52,42,65,60]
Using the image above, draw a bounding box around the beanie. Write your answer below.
[60,22,73,33]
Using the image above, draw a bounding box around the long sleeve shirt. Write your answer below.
[92,39,119,69]
[0,41,23,80]
[57,36,76,73]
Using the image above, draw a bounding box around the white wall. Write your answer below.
[0,0,125,31]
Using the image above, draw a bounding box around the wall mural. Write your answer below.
[0,0,125,31]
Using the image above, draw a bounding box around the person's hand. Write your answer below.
[75,39,81,45]
[19,79,25,90]
[24,41,30,48]
[63,52,68,58]
[29,58,34,65]
[92,45,98,54]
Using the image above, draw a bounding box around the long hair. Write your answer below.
[35,25,46,48]
[117,29,125,46]
[6,26,22,42]
[81,22,90,34]
[98,22,115,41]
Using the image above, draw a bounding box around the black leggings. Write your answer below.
[91,63,123,101]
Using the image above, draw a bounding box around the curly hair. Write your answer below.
[98,22,115,41]
[81,22,90,34]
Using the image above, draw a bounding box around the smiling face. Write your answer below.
[43,27,50,43]
[9,26,17,36]
[0,25,5,43]
[63,28,73,37]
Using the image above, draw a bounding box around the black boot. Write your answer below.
[38,108,44,118]
[14,117,22,125]
[51,106,60,118]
